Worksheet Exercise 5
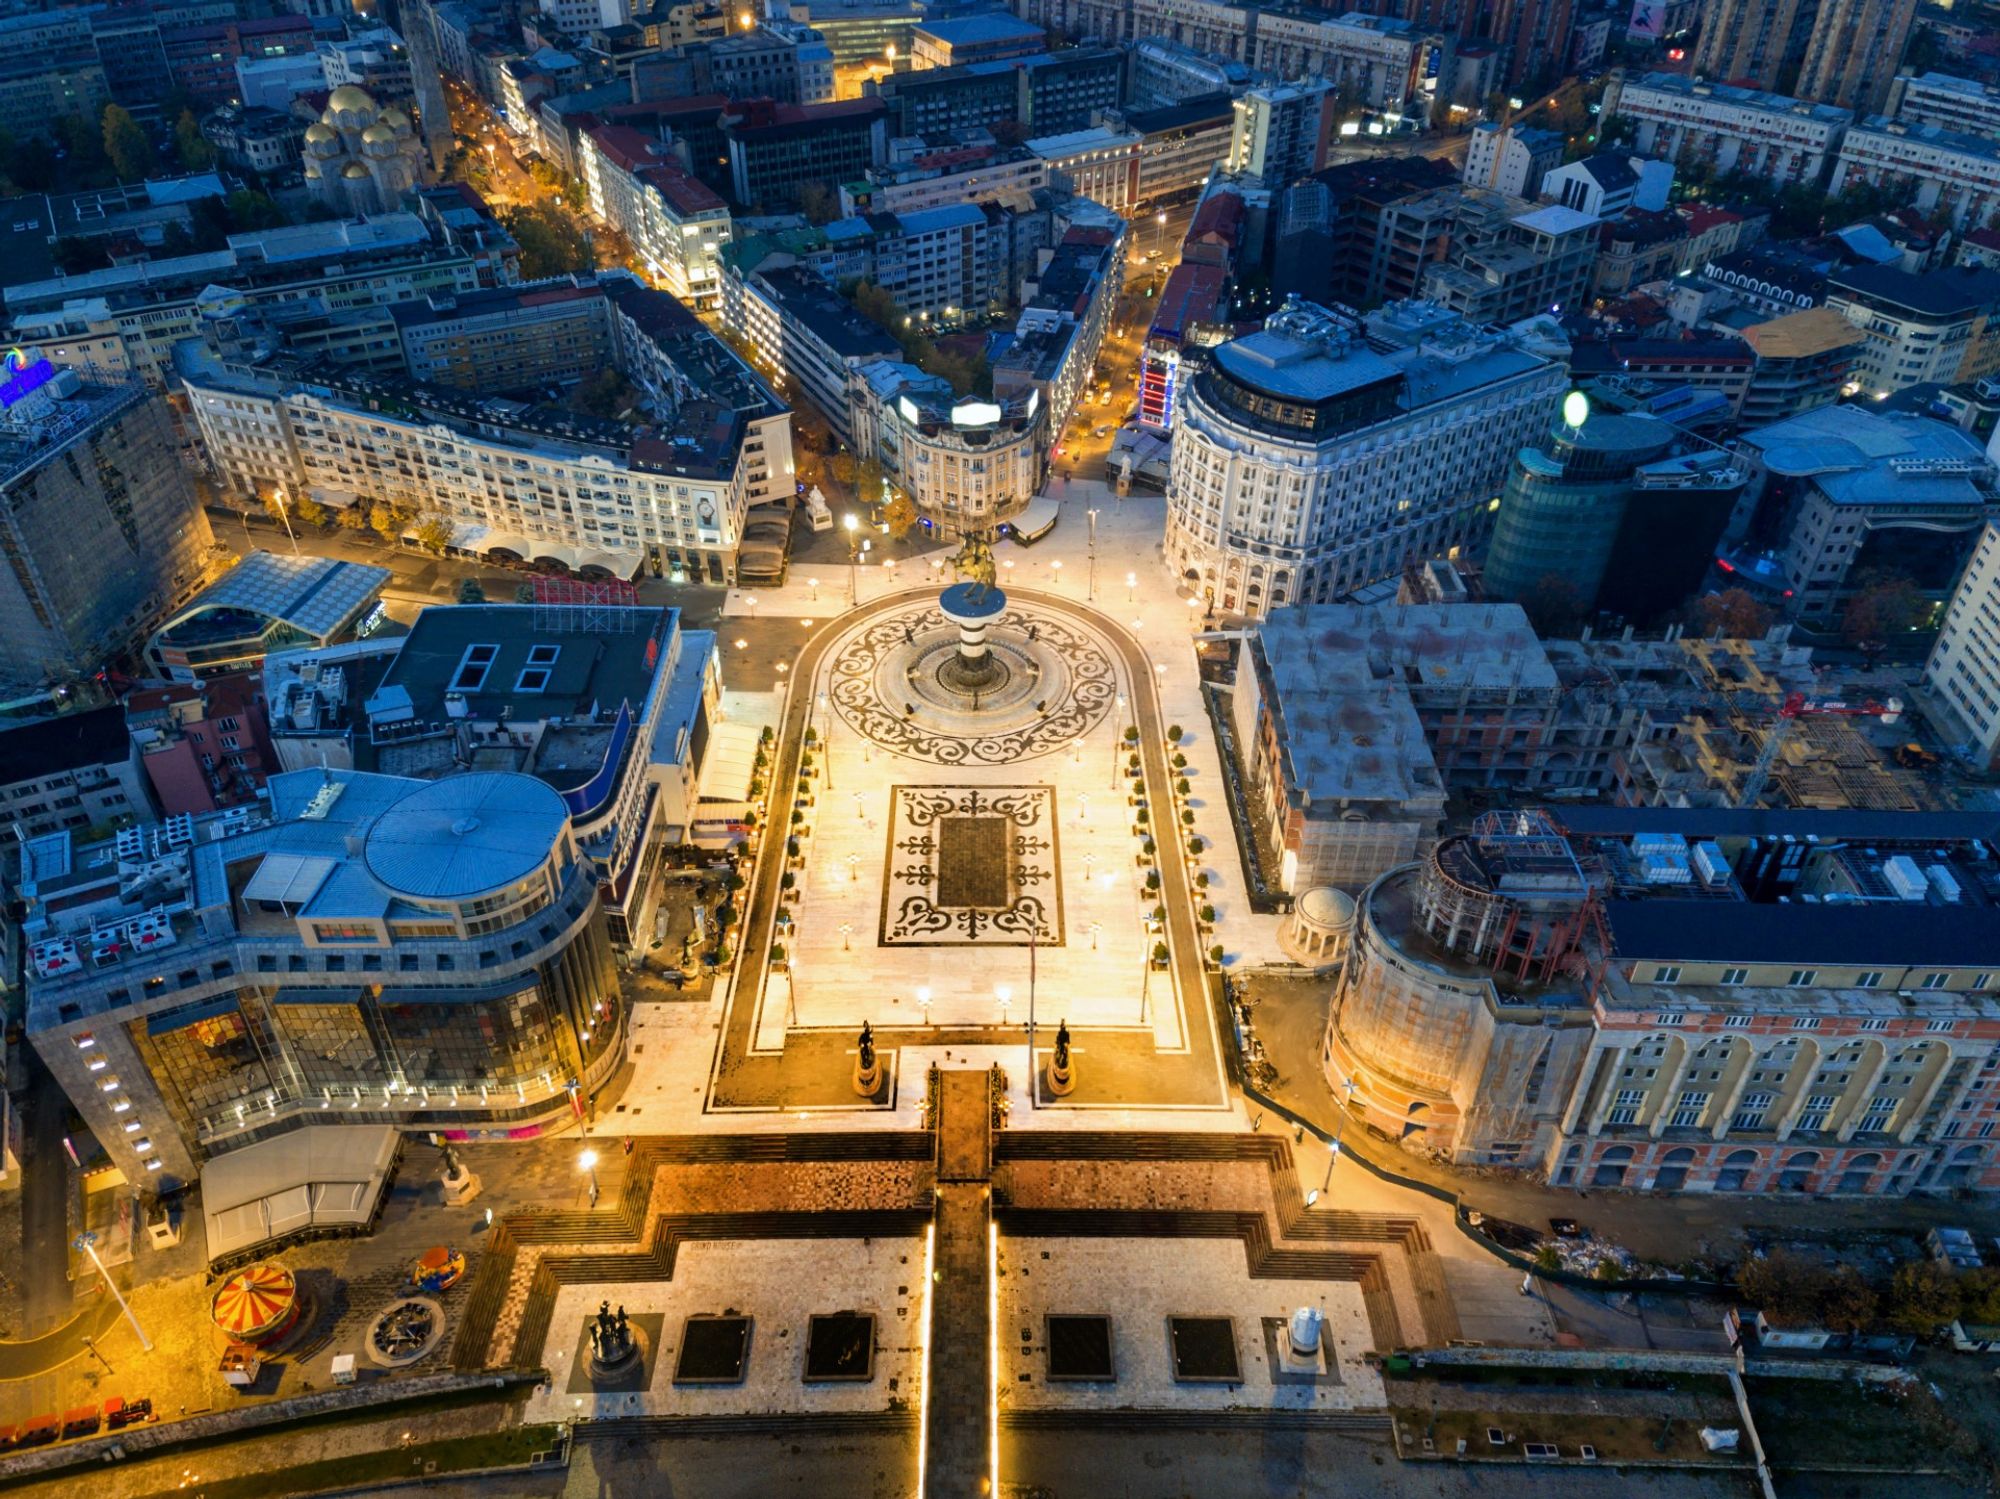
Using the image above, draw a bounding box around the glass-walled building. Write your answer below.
[26,768,624,1185]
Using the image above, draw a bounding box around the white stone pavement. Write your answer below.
[998,1237,1385,1411]
[522,1235,927,1423]
[715,483,1287,994]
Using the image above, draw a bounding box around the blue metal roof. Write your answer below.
[361,772,568,901]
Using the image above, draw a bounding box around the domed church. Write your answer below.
[303,85,426,216]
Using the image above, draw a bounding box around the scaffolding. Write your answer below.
[531,574,639,636]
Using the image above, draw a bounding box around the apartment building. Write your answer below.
[1888,71,2000,137]
[993,223,1123,446]
[1825,264,2000,398]
[0,364,214,694]
[1226,80,1333,189]
[1463,123,1564,197]
[1831,118,2000,234]
[723,262,900,443]
[1421,198,1598,324]
[1246,13,1427,116]
[1164,297,1566,618]
[818,203,1015,322]
[5,211,519,391]
[1794,0,1914,114]
[852,360,1043,537]
[1924,522,2000,770]
[1606,72,1852,188]
[0,707,153,842]
[181,276,790,588]
[721,97,886,209]
[579,124,733,310]
[1327,806,2000,1195]
[840,144,1049,216]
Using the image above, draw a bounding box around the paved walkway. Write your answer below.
[925,1070,994,1498]
[711,583,1232,1117]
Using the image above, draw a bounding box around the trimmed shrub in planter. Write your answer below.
[1144,869,1161,892]
[1176,777,1190,796]
[1172,752,1188,770]
[1141,837,1156,857]
[1208,945,1224,967]
[1199,904,1216,925]
[770,943,788,968]
[1123,725,1139,745]
[804,726,818,744]
[1151,942,1170,967]
[1168,724,1184,742]
[1180,809,1195,826]
[1195,872,1210,890]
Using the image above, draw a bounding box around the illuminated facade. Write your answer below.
[854,359,1043,536]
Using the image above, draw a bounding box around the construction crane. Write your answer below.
[1736,692,1902,809]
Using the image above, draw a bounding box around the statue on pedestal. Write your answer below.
[859,1020,876,1072]
[951,532,999,604]
[853,1019,882,1098]
[1046,1017,1075,1097]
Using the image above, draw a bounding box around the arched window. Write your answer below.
[1653,1146,1697,1192]
[1716,1147,1759,1192]
[1777,1150,1820,1191]
[1593,1144,1634,1188]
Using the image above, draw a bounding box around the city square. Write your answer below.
[3,0,2000,1493]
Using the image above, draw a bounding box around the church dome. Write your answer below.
[378,106,413,133]
[342,160,374,179]
[361,122,398,150]
[327,84,376,116]
[303,161,322,179]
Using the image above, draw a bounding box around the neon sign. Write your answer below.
[0,348,56,408]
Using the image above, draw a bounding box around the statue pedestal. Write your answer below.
[588,1328,646,1385]
[938,581,1009,693]
[1278,1307,1325,1374]
[853,1056,882,1097]
[1045,1055,1074,1097]
[441,1165,482,1206]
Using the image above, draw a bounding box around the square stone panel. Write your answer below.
[675,1314,753,1385]
[803,1312,876,1383]
[1167,1316,1240,1383]
[1045,1314,1115,1382]
[880,785,1061,946]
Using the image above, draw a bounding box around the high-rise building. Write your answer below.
[1923,522,2000,770]
[1690,0,1814,94]
[1483,401,1745,623]
[1795,0,1916,114]
[0,361,214,693]
[1226,80,1334,189]
[1163,297,1566,617]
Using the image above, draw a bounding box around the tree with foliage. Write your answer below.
[1885,1259,1961,1336]
[370,501,411,540]
[456,576,486,604]
[102,104,154,183]
[224,189,288,232]
[570,368,634,419]
[1692,587,1774,640]
[1818,1267,1880,1334]
[1737,1249,1833,1325]
[174,109,215,172]
[56,112,112,183]
[1842,572,1926,648]
[854,454,885,507]
[284,493,328,528]
[501,202,592,279]
[413,515,453,554]
[882,488,918,542]
[336,503,372,531]
[2,131,57,193]
[797,181,840,226]
[1518,571,1590,636]
[1958,1267,2000,1327]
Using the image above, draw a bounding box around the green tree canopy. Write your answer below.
[501,202,593,279]
[102,104,154,183]
[174,109,215,172]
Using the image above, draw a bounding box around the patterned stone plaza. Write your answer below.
[757,590,1186,1049]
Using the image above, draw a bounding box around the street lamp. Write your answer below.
[818,690,833,790]
[74,1231,150,1351]
[917,985,933,1025]
[1087,508,1098,600]
[995,984,1011,1025]
[271,486,300,556]
[1110,694,1126,788]
[809,577,819,601]
[578,1148,600,1207]
[745,593,758,618]
[844,513,860,605]
[1126,571,1137,602]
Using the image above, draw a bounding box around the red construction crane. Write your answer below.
[1738,693,1903,807]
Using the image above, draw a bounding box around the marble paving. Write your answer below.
[996,1237,1384,1412]
[880,785,1059,947]
[522,1236,928,1422]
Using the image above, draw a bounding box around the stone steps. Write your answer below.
[1002,1409,1393,1433]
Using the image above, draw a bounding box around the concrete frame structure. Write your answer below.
[1606,72,1852,190]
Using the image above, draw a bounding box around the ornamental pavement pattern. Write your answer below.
[880,785,1061,946]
